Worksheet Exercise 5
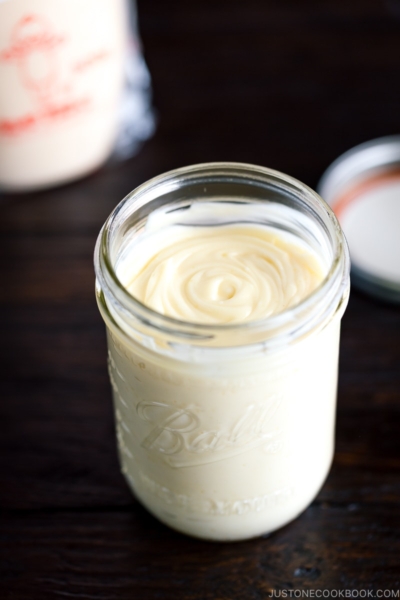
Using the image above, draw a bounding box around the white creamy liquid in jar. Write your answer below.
[104,201,342,541]
[0,0,126,190]
[123,224,325,324]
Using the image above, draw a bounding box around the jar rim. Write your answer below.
[95,162,350,346]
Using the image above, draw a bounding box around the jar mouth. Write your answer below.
[95,162,350,346]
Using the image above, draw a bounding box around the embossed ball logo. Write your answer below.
[108,348,283,468]
[136,400,282,468]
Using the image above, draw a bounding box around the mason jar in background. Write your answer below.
[94,163,350,541]
[0,0,155,191]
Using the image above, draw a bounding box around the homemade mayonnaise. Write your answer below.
[95,164,350,541]
[124,225,325,324]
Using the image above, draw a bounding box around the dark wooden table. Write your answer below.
[1,1,400,597]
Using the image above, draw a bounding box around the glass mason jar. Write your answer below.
[94,163,350,542]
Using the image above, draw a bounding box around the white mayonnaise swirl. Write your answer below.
[123,224,325,324]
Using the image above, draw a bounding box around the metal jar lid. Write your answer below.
[318,135,400,303]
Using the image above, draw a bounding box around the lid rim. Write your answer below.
[318,134,400,203]
[351,266,400,304]
[318,135,400,303]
